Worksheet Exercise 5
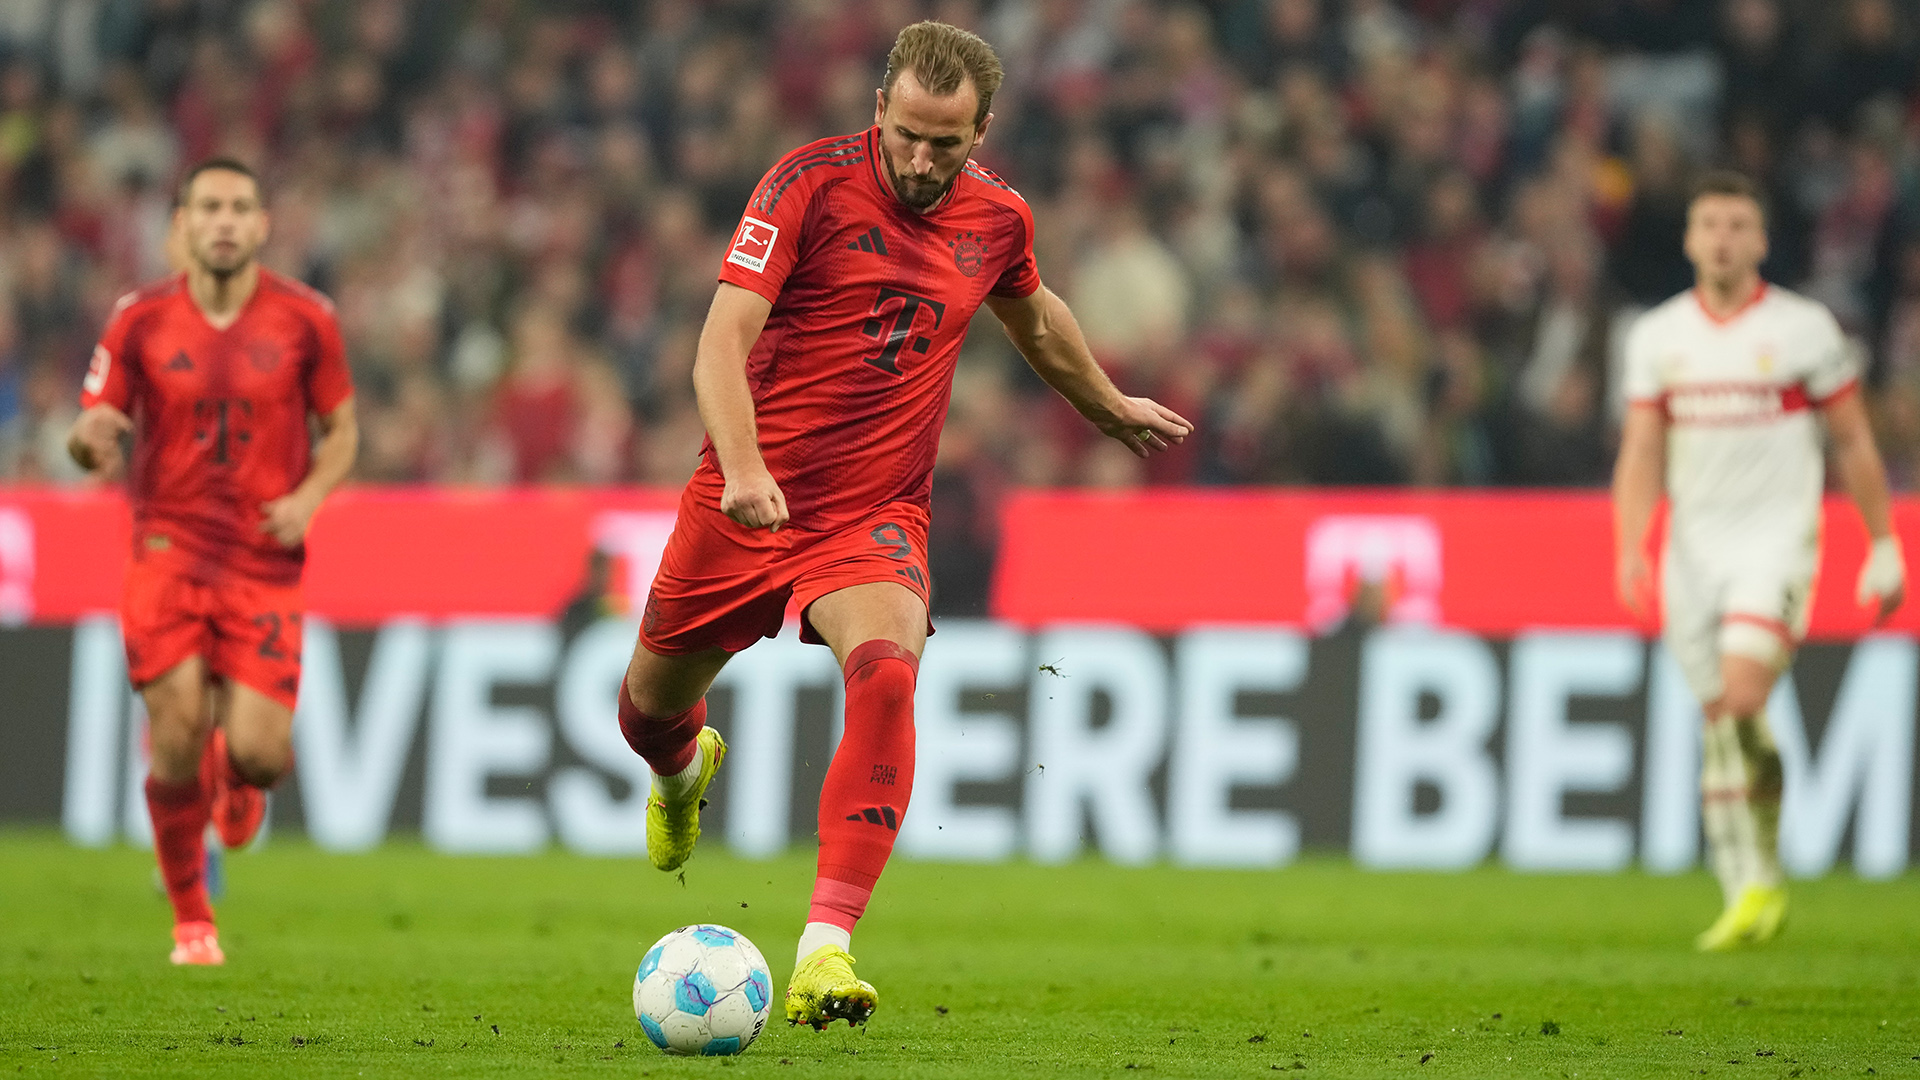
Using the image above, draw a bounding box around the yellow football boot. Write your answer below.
[1695,884,1788,952]
[644,726,726,872]
[785,945,878,1030]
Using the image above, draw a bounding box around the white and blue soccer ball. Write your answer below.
[633,924,773,1056]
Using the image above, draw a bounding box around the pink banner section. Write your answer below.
[0,487,680,625]
[990,490,1920,639]
[1,486,1915,637]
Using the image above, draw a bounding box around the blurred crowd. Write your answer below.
[5,0,1920,608]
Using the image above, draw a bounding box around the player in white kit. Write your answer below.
[1614,172,1907,950]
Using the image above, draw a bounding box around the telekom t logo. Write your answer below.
[859,287,947,374]
[1303,514,1442,631]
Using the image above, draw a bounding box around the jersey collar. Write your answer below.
[1692,279,1769,325]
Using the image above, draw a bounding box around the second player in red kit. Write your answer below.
[68,159,357,966]
[614,22,1192,1031]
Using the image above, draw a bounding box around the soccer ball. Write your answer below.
[632,924,773,1056]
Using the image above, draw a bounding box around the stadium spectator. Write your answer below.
[4,0,1920,571]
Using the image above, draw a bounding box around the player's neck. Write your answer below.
[1695,273,1764,320]
[187,261,260,331]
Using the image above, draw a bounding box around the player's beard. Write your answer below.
[884,150,958,211]
[195,239,256,280]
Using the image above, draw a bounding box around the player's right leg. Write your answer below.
[621,640,733,872]
[621,481,791,871]
[140,656,224,966]
[124,552,224,963]
[1696,645,1790,951]
[1660,554,1744,917]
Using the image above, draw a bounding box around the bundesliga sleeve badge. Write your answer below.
[727,216,779,274]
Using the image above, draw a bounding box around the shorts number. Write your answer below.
[870,523,914,560]
[870,523,926,588]
[254,611,301,660]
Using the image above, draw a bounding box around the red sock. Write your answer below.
[810,640,918,931]
[616,679,705,775]
[144,775,214,926]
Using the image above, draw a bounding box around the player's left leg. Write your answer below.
[213,680,295,849]
[784,579,926,1029]
[207,578,306,852]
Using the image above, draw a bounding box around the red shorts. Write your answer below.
[121,543,306,709]
[640,486,934,656]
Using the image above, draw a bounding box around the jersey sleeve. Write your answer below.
[79,295,139,411]
[1620,311,1664,405]
[1799,303,1858,403]
[990,197,1041,300]
[716,160,816,305]
[305,303,354,413]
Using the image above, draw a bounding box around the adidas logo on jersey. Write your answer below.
[844,226,888,255]
[844,806,898,831]
[166,350,194,371]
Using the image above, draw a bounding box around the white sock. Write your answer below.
[1700,719,1751,906]
[795,922,851,965]
[650,743,705,800]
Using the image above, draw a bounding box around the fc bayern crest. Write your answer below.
[245,340,283,373]
[949,230,985,277]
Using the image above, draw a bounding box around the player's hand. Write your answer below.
[1857,535,1906,625]
[1616,549,1656,621]
[259,489,321,547]
[67,405,132,478]
[1096,397,1194,459]
[722,467,789,532]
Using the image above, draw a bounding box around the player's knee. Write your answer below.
[144,694,212,751]
[1720,682,1769,720]
[624,670,690,721]
[229,739,291,788]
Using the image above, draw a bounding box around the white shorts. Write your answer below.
[1661,547,1812,703]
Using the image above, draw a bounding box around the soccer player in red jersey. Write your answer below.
[614,22,1192,1030]
[66,159,357,965]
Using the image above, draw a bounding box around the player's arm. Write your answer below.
[261,398,357,547]
[1611,402,1666,619]
[1824,389,1905,621]
[66,404,134,478]
[984,286,1192,458]
[693,282,787,531]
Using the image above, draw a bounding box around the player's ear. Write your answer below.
[873,87,886,128]
[973,111,993,150]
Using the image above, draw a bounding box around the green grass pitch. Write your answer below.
[2,830,1917,1078]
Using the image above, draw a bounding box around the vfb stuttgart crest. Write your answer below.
[948,230,985,277]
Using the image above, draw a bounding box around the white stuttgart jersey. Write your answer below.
[1623,284,1858,569]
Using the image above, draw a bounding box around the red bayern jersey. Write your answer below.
[80,269,354,583]
[708,125,1041,531]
